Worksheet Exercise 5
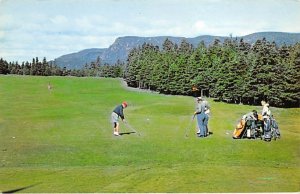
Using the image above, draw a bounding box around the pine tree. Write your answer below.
[216,38,240,102]
[280,43,300,107]
[190,41,209,97]
[207,39,222,99]
[125,47,141,87]
[0,58,9,74]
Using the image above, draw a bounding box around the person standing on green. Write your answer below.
[194,97,210,137]
[261,100,271,134]
[111,102,128,136]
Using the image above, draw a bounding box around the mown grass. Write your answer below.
[0,75,299,193]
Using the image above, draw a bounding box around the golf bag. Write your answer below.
[271,117,281,140]
[262,116,280,141]
[262,118,272,141]
[233,114,263,139]
[232,119,256,139]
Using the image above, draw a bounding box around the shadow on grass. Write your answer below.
[119,131,136,136]
[3,183,41,193]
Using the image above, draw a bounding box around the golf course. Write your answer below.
[0,76,299,193]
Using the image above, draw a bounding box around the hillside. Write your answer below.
[54,32,300,69]
[53,48,106,69]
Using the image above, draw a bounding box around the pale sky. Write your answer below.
[0,0,299,62]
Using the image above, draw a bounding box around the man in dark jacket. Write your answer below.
[111,102,128,136]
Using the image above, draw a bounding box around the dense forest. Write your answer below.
[0,57,124,78]
[1,37,299,107]
[125,38,300,107]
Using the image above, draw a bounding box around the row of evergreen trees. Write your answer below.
[0,57,64,76]
[1,37,299,107]
[0,57,124,78]
[125,38,300,107]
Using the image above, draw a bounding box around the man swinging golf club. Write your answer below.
[111,101,128,136]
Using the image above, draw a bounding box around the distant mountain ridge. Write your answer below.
[53,32,300,69]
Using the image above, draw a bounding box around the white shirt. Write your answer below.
[262,104,271,119]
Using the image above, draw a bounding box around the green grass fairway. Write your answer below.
[1,76,299,193]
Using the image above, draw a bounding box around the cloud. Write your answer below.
[50,15,69,25]
[193,21,206,32]
[0,14,15,31]
[1,0,300,62]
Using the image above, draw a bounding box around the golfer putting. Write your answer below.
[111,101,128,136]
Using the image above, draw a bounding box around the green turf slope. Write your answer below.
[0,76,299,192]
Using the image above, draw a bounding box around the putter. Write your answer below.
[184,115,195,138]
[124,122,141,136]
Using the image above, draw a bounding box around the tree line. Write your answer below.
[1,37,299,107]
[125,38,300,107]
[0,57,124,78]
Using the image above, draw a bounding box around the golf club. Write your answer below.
[184,115,195,138]
[124,121,141,136]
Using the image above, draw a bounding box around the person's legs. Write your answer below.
[203,114,209,136]
[111,112,120,136]
[114,122,120,135]
[197,113,205,137]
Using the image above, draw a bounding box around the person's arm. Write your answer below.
[120,107,125,120]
